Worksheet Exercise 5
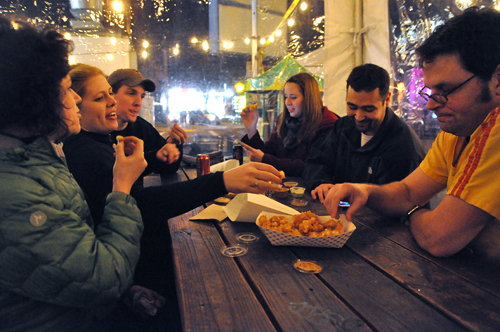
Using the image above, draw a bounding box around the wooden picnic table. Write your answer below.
[163,168,500,331]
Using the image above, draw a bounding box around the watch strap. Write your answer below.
[407,205,423,220]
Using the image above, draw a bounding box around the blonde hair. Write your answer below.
[69,64,106,102]
[276,72,323,143]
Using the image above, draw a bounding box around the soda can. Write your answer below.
[197,154,210,177]
[233,143,243,165]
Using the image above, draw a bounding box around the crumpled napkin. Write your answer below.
[190,204,227,222]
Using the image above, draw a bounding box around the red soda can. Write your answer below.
[197,154,210,177]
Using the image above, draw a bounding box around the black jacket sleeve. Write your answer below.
[302,130,337,191]
[132,171,227,223]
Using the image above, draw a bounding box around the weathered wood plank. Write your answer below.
[218,220,371,332]
[168,209,277,332]
[345,221,500,332]
[352,209,500,299]
[294,245,467,332]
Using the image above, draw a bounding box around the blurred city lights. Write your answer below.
[112,1,123,13]
[202,41,209,51]
[234,82,245,94]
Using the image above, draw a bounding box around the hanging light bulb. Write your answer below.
[112,1,123,13]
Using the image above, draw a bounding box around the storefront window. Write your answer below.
[5,0,496,157]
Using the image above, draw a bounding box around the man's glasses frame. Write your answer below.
[419,75,475,105]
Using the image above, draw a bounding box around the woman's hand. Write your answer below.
[156,143,180,164]
[223,162,283,194]
[122,285,166,319]
[113,136,147,194]
[240,106,259,138]
[240,141,264,162]
[167,123,188,144]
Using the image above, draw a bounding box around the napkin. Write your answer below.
[190,204,227,222]
[223,193,299,222]
[210,159,239,173]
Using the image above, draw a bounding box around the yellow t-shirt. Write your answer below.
[420,107,500,220]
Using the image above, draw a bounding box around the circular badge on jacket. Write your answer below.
[30,211,47,227]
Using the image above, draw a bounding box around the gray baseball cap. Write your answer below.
[108,68,156,92]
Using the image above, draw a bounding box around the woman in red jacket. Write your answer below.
[241,72,338,176]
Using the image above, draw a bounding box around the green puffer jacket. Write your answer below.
[0,137,143,331]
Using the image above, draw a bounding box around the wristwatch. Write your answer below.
[406,205,423,221]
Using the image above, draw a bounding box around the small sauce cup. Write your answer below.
[274,187,289,198]
[290,187,305,198]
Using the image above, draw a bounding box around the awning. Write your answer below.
[243,54,324,92]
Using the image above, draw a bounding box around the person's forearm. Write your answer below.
[365,181,415,217]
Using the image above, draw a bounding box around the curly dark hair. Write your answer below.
[346,64,390,101]
[416,7,500,81]
[0,17,73,136]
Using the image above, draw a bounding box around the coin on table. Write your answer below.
[294,260,323,274]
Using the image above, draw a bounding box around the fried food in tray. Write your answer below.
[257,211,343,237]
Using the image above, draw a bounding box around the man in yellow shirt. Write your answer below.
[323,7,500,259]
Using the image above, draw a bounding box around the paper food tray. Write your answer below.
[255,211,356,248]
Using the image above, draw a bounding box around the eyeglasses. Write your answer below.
[419,75,475,105]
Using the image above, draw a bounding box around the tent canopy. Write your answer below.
[243,54,324,92]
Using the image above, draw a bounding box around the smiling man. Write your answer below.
[322,7,500,259]
[303,63,426,200]
[108,68,187,178]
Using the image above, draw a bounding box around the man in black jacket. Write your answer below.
[108,68,188,178]
[303,64,426,202]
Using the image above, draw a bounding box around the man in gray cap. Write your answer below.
[108,68,188,177]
